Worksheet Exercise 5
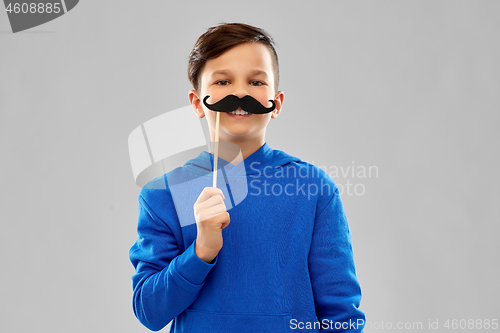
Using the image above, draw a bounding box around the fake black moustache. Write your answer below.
[203,95,276,114]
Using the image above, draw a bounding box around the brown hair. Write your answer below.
[188,22,279,94]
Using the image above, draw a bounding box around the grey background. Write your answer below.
[1,1,498,332]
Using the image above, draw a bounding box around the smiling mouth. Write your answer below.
[228,108,250,116]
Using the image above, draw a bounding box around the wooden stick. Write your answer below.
[213,112,220,188]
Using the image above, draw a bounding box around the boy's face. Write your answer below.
[189,42,284,144]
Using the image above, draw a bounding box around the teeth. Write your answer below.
[230,109,249,115]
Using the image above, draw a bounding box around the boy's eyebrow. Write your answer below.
[249,69,269,77]
[211,69,269,77]
[211,70,231,77]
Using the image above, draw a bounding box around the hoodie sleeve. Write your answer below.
[308,186,366,332]
[129,192,217,332]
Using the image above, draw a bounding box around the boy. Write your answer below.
[129,22,365,332]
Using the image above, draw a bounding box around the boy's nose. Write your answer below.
[231,83,249,98]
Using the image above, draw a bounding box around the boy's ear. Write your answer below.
[189,89,205,119]
[271,90,285,119]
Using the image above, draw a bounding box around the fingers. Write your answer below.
[194,187,228,223]
[194,187,225,205]
[197,202,227,222]
[211,212,230,229]
[195,193,226,214]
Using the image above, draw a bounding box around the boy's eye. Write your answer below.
[216,80,229,86]
[251,81,264,86]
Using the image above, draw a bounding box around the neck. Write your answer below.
[209,137,265,165]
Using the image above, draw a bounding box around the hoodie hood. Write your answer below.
[182,142,301,176]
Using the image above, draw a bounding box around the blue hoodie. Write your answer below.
[129,142,365,332]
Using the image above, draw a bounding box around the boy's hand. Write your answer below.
[193,187,230,263]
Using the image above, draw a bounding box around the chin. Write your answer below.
[226,131,253,138]
[220,128,255,139]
